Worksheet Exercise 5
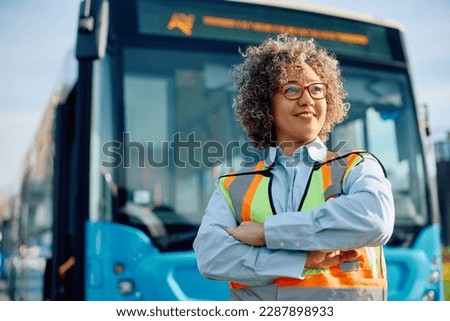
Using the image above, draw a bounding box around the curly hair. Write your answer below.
[231,34,349,149]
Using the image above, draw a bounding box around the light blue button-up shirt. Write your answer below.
[193,138,395,287]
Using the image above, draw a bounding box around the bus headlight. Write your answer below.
[422,290,435,301]
[118,279,134,295]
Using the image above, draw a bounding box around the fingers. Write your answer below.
[306,249,361,269]
[225,223,266,246]
[226,227,240,241]
[340,249,361,262]
[306,251,339,268]
[225,227,235,235]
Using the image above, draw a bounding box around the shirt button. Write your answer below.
[279,241,285,247]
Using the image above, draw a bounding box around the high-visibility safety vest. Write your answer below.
[218,150,387,300]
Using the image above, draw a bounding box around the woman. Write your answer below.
[193,34,395,301]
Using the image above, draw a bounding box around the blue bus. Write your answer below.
[8,0,443,300]
[435,138,450,299]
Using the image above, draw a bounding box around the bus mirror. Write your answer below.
[76,0,109,60]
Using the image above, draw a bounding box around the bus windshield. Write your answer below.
[120,46,427,251]
[121,47,247,251]
[334,66,428,230]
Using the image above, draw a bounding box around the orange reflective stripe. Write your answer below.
[231,246,386,290]
[231,272,386,290]
[344,154,359,176]
[241,161,265,221]
[254,160,266,171]
[276,247,386,289]
[276,268,387,288]
[321,163,332,199]
[223,175,236,189]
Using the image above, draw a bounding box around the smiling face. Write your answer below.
[272,64,327,156]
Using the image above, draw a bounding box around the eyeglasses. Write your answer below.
[279,82,328,100]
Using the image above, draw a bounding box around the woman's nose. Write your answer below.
[297,89,315,106]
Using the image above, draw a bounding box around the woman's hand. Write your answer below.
[226,221,266,246]
[305,249,360,268]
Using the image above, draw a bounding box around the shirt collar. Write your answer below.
[265,137,327,168]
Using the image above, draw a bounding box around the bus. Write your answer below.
[0,197,14,281]
[0,192,18,301]
[7,0,443,300]
[435,137,450,300]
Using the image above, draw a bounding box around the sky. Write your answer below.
[0,0,449,194]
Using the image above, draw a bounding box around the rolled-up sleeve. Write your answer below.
[194,182,308,286]
[264,154,395,251]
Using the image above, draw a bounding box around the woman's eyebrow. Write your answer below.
[286,79,321,84]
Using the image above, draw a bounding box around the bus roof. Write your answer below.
[230,0,404,31]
